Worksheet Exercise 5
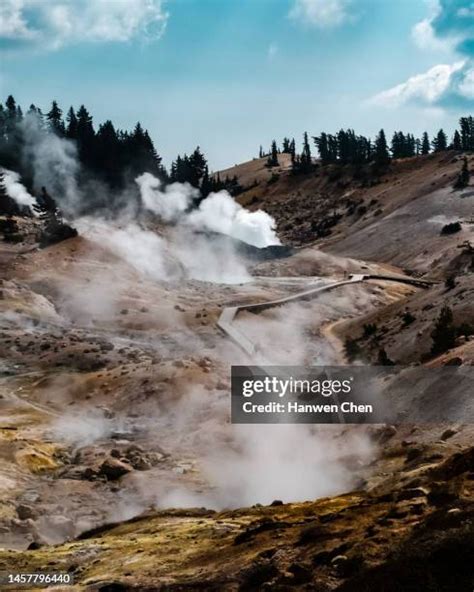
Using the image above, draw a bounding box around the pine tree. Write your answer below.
[289,138,296,163]
[459,116,474,151]
[76,105,95,166]
[188,146,208,187]
[377,348,394,366]
[453,156,470,189]
[95,120,121,186]
[46,100,65,135]
[415,138,422,155]
[33,187,77,247]
[421,132,430,155]
[266,140,279,167]
[66,107,78,139]
[27,104,44,128]
[374,129,390,166]
[314,132,330,164]
[451,130,462,150]
[259,145,263,158]
[300,132,312,172]
[282,137,291,153]
[432,129,447,152]
[431,305,456,355]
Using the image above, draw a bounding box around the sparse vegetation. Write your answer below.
[445,276,456,290]
[377,348,395,366]
[431,305,456,356]
[33,187,77,247]
[0,215,23,243]
[266,140,279,168]
[344,338,361,361]
[453,156,470,190]
[441,221,461,235]
[363,323,377,337]
[402,311,416,326]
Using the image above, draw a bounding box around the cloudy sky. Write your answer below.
[0,0,473,169]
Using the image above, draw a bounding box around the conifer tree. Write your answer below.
[76,105,95,166]
[46,100,65,135]
[282,137,291,153]
[66,107,78,139]
[431,305,456,355]
[266,140,279,167]
[421,132,430,155]
[374,129,390,166]
[453,156,470,189]
[432,129,447,152]
[451,130,462,150]
[459,116,474,151]
[33,187,77,247]
[289,138,296,163]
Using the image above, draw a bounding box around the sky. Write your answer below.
[0,0,473,170]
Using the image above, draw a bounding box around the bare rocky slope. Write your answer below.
[0,151,473,590]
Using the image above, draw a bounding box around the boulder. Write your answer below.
[98,457,133,481]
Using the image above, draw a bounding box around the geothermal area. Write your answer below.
[0,151,474,590]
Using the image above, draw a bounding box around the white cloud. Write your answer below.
[0,0,168,50]
[289,0,351,29]
[369,60,473,107]
[412,17,453,51]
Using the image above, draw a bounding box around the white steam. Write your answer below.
[1,168,37,210]
[187,192,280,248]
[135,172,280,248]
[21,112,79,210]
[136,173,197,221]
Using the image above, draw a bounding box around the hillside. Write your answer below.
[232,151,473,277]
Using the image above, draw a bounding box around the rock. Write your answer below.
[440,428,458,441]
[331,554,348,567]
[405,446,425,462]
[98,457,133,481]
[27,540,44,550]
[397,487,428,501]
[270,499,283,506]
[126,444,144,454]
[239,561,278,589]
[427,480,461,505]
[16,504,37,520]
[444,357,462,366]
[372,425,397,444]
[287,562,312,584]
[132,457,152,471]
[330,554,362,577]
[82,467,98,480]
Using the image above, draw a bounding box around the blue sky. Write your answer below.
[0,0,473,169]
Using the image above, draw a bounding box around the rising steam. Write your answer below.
[1,168,37,210]
[135,171,280,248]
